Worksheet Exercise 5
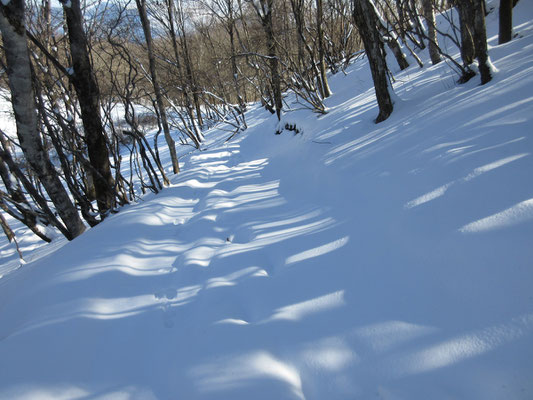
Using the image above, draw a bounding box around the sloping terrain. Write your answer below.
[0,3,532,399]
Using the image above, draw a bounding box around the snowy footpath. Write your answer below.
[1,3,533,399]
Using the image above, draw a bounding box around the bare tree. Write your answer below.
[136,0,180,174]
[455,0,475,67]
[316,0,332,98]
[353,0,394,122]
[247,0,283,119]
[422,0,442,64]
[60,0,117,216]
[0,0,86,240]
[370,0,409,70]
[471,0,493,84]
[498,0,513,44]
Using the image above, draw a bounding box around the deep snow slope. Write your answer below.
[1,3,533,399]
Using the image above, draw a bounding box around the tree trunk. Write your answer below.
[263,0,282,119]
[370,0,409,71]
[0,211,24,260]
[353,0,394,123]
[316,0,332,98]
[250,0,282,119]
[62,0,116,216]
[0,152,52,242]
[136,0,180,175]
[456,0,475,66]
[423,0,442,64]
[472,0,493,84]
[181,33,204,129]
[0,0,86,240]
[166,0,202,145]
[498,0,513,44]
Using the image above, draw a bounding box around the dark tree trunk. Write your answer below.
[456,0,476,66]
[370,0,409,71]
[250,0,283,119]
[472,0,493,84]
[61,0,115,216]
[0,0,86,240]
[226,0,246,111]
[499,0,513,44]
[353,0,394,123]
[291,0,306,70]
[316,0,332,98]
[263,0,283,119]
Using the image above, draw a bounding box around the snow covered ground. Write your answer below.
[1,2,532,399]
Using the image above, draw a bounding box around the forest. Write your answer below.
[0,0,520,247]
[0,0,532,398]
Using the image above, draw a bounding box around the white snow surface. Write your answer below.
[1,3,533,399]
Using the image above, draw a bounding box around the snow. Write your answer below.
[1,2,533,399]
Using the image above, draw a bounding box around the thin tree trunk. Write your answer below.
[181,33,204,128]
[166,0,202,145]
[0,0,86,240]
[228,12,246,111]
[136,0,180,174]
[317,0,332,98]
[0,131,64,240]
[0,154,52,241]
[262,0,282,119]
[0,211,24,260]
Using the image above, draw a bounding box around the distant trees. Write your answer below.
[0,0,503,245]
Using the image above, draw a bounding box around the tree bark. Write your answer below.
[136,0,180,175]
[456,0,475,66]
[316,0,332,98]
[166,0,202,145]
[227,0,246,111]
[353,0,394,123]
[61,0,116,216]
[498,0,513,44]
[0,210,24,260]
[263,0,283,119]
[250,0,283,119]
[423,0,442,64]
[370,0,409,71]
[472,0,493,84]
[0,0,85,240]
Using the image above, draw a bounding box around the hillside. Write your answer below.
[1,2,532,399]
